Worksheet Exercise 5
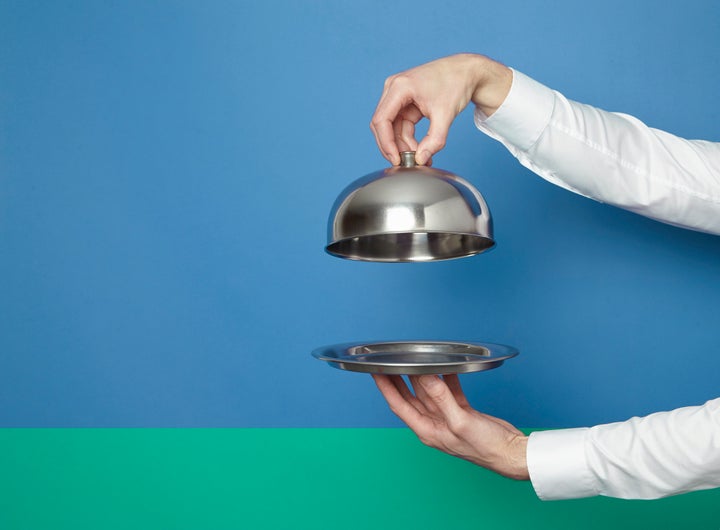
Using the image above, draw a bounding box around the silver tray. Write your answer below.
[312,340,518,375]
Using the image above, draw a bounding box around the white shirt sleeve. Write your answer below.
[475,69,720,236]
[475,69,720,500]
[527,399,720,500]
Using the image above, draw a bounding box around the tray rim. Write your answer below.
[311,340,519,375]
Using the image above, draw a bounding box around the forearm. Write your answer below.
[476,69,720,236]
[528,398,720,500]
[475,67,720,500]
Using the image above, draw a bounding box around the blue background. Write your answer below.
[1,0,719,428]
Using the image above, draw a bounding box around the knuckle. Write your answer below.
[429,392,447,407]
[416,433,435,448]
[386,73,413,92]
[413,426,436,447]
[425,383,446,402]
[427,135,446,150]
[448,414,470,436]
[384,73,402,85]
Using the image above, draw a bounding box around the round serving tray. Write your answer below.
[312,340,518,375]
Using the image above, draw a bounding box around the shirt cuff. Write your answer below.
[474,68,556,152]
[527,428,599,500]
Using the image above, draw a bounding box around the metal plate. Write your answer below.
[312,341,518,375]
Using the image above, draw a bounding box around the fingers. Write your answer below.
[371,85,412,165]
[370,118,400,166]
[373,97,444,166]
[442,375,521,433]
[374,373,473,432]
[396,104,422,153]
[408,375,439,414]
[389,375,428,415]
[372,104,425,165]
[442,374,471,409]
[373,374,468,438]
[372,374,429,429]
[411,375,466,429]
[371,70,453,166]
[392,118,417,153]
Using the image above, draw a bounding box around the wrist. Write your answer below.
[502,434,530,481]
[467,55,512,117]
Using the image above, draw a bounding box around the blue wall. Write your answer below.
[1,0,719,428]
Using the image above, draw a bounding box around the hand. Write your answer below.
[373,373,529,481]
[370,53,513,166]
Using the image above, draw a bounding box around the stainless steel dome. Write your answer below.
[326,151,494,262]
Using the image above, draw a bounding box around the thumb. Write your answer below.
[415,111,453,165]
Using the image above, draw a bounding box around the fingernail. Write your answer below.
[418,150,431,165]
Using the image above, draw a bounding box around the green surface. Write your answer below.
[1,429,718,529]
